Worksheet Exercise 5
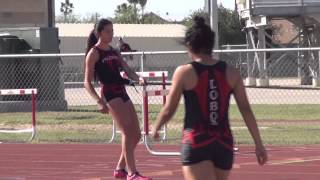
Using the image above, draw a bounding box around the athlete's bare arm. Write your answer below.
[84,49,108,113]
[118,53,146,85]
[152,65,186,137]
[84,49,100,101]
[227,66,267,165]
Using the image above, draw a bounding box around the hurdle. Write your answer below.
[0,88,37,141]
[142,88,181,156]
[108,71,168,143]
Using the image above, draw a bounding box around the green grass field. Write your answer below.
[1,104,320,144]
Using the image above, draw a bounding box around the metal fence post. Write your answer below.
[140,52,145,72]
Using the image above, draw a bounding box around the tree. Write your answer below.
[181,9,210,28]
[128,0,139,6]
[127,0,139,23]
[114,0,148,24]
[82,13,103,23]
[139,0,147,23]
[182,5,246,46]
[218,5,246,45]
[114,3,139,24]
[60,0,74,23]
[55,13,81,23]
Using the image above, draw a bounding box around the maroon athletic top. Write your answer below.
[93,46,130,99]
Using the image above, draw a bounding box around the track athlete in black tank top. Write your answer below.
[84,19,151,180]
[181,61,234,170]
[93,46,131,102]
[152,16,267,180]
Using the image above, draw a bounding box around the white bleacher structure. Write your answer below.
[236,0,320,86]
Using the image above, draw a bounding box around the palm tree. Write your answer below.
[139,0,147,23]
[60,0,74,23]
[127,0,147,23]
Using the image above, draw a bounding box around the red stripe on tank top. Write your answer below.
[193,71,209,123]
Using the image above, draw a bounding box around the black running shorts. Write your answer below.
[181,141,234,170]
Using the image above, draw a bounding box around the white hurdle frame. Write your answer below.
[0,88,37,141]
[108,71,169,143]
[142,88,181,156]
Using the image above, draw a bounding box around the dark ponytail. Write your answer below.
[86,29,98,55]
[183,15,215,55]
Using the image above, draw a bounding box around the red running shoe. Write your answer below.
[113,169,128,179]
[127,172,152,180]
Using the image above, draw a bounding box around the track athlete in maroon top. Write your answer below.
[84,19,152,180]
[152,16,267,180]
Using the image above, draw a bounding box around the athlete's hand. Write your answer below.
[151,129,160,141]
[255,144,268,165]
[138,77,147,86]
[97,99,109,114]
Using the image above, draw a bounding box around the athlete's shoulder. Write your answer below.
[171,64,195,88]
[174,63,194,76]
[225,64,241,89]
[226,64,240,77]
[86,47,99,60]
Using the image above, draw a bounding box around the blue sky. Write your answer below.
[55,0,235,21]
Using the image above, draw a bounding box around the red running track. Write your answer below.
[0,144,319,180]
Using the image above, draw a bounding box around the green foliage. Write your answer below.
[127,0,139,4]
[60,0,74,23]
[81,13,103,23]
[55,13,82,23]
[113,0,149,24]
[55,12,105,23]
[218,5,246,45]
[114,3,139,24]
[139,0,147,8]
[1,104,320,144]
[182,5,246,46]
[181,9,210,28]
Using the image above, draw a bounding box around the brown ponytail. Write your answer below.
[85,29,98,56]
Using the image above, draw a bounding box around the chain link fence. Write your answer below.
[1,48,320,144]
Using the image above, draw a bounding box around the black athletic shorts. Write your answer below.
[181,141,234,170]
[102,86,130,103]
[104,92,130,102]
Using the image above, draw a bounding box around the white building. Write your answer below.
[56,23,187,53]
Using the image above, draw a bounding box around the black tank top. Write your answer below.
[93,46,125,85]
[182,61,234,149]
[93,46,132,96]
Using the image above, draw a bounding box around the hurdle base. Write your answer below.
[312,78,320,87]
[245,77,256,86]
[257,78,269,87]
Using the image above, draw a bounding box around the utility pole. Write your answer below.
[211,0,219,49]
[48,0,54,27]
[60,0,74,23]
[205,0,219,49]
